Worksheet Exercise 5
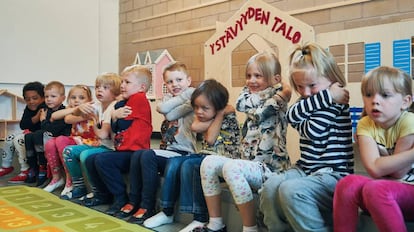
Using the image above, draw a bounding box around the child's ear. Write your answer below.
[272,74,281,85]
[402,94,413,110]
[187,76,192,86]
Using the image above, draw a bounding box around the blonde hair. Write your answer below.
[246,51,281,81]
[121,64,152,92]
[289,42,345,92]
[162,61,189,80]
[95,72,122,96]
[45,81,65,96]
[68,85,93,102]
[361,66,412,98]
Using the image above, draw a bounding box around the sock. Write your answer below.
[207,217,224,231]
[243,225,258,232]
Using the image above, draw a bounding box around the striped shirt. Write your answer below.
[287,89,354,175]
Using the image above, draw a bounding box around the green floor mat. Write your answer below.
[0,185,152,232]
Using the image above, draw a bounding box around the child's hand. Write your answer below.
[330,82,349,104]
[112,106,132,119]
[77,102,95,115]
[223,104,235,115]
[40,108,47,121]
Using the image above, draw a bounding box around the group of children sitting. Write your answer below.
[1,42,414,232]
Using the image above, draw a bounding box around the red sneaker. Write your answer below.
[8,170,29,183]
[0,167,14,176]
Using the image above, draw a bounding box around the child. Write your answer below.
[259,42,354,232]
[0,81,45,183]
[195,51,291,232]
[114,61,197,223]
[82,64,152,215]
[25,81,72,186]
[61,73,121,199]
[42,84,93,193]
[169,79,240,232]
[333,66,414,232]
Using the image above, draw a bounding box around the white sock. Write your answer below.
[143,211,173,228]
[207,217,225,231]
[178,220,205,232]
[243,225,258,232]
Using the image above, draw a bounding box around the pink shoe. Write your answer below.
[0,167,14,176]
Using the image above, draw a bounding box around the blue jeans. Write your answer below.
[93,151,133,202]
[129,149,168,210]
[259,166,342,232]
[84,152,110,197]
[167,154,208,222]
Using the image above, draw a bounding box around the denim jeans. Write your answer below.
[93,151,132,202]
[84,152,110,196]
[259,166,342,232]
[178,154,208,221]
[129,149,168,210]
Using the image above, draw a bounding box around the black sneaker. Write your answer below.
[127,208,155,225]
[83,195,112,207]
[192,226,227,232]
[24,168,37,184]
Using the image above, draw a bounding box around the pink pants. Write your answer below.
[333,174,414,232]
[44,136,76,186]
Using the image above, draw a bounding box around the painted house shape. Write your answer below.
[134,49,175,99]
[0,89,26,140]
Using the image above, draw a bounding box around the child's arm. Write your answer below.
[157,87,194,114]
[204,105,235,146]
[20,108,42,130]
[94,122,111,139]
[359,134,414,179]
[275,78,292,102]
[51,107,76,121]
[164,100,193,121]
[191,117,213,134]
[287,88,346,139]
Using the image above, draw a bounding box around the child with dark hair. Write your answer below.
[145,79,240,232]
[0,81,46,183]
[25,81,72,186]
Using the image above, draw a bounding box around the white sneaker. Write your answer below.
[43,178,64,192]
[60,185,73,196]
[179,220,205,232]
[143,211,173,228]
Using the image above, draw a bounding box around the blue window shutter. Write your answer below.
[365,43,381,73]
[393,39,411,74]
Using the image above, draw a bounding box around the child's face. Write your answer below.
[68,87,91,108]
[44,87,65,110]
[193,94,216,122]
[292,68,331,98]
[164,70,191,97]
[120,73,144,99]
[24,90,44,111]
[362,78,410,129]
[95,84,116,104]
[246,62,270,93]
